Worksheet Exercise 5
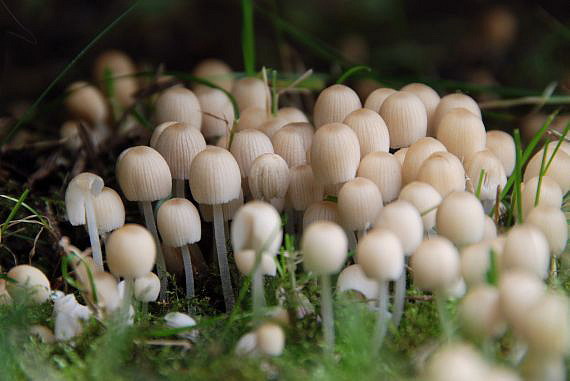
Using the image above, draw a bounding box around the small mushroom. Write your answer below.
[313,84,361,128]
[436,108,486,161]
[134,272,161,303]
[363,87,396,113]
[436,191,486,247]
[343,108,390,157]
[357,152,402,203]
[398,181,442,231]
[6,265,51,304]
[379,91,427,148]
[154,87,202,129]
[430,93,481,137]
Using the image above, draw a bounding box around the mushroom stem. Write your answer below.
[345,229,357,252]
[174,179,185,198]
[121,278,133,324]
[252,252,266,322]
[435,292,453,340]
[372,281,389,354]
[84,194,104,272]
[213,204,235,311]
[189,244,207,271]
[320,274,334,353]
[141,201,168,300]
[548,256,558,284]
[180,245,195,299]
[392,259,407,327]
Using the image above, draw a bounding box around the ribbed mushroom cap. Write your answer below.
[363,88,397,112]
[154,123,206,180]
[357,151,402,203]
[379,91,427,148]
[157,198,201,247]
[237,106,267,131]
[520,292,569,355]
[230,129,274,178]
[6,265,51,304]
[436,191,485,246]
[87,272,120,312]
[357,229,404,282]
[436,108,486,161]
[65,81,109,126]
[431,93,482,137]
[336,264,379,300]
[411,236,460,291]
[402,137,447,185]
[154,87,202,129]
[276,107,309,124]
[303,201,339,229]
[398,181,442,231]
[286,165,324,211]
[502,224,549,279]
[524,145,570,193]
[231,77,269,112]
[60,120,82,151]
[425,343,489,381]
[313,84,362,128]
[400,83,440,133]
[65,172,104,226]
[189,146,242,205]
[343,108,390,157]
[232,201,282,256]
[258,116,289,138]
[337,177,383,231]
[465,149,507,201]
[234,250,276,276]
[498,270,545,331]
[301,221,348,275]
[134,272,160,302]
[393,147,408,165]
[271,125,309,167]
[461,240,503,287]
[192,58,234,92]
[286,122,313,151]
[248,153,290,200]
[199,189,244,222]
[256,323,285,356]
[374,200,423,254]
[459,285,505,338]
[93,50,138,107]
[417,151,465,197]
[106,224,157,279]
[116,146,172,201]
[520,175,562,218]
[196,88,234,140]
[311,122,360,185]
[486,130,515,176]
[149,121,178,148]
[526,205,567,256]
[93,187,125,234]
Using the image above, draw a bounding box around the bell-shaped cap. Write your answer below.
[157,198,201,247]
[313,84,361,128]
[106,224,156,279]
[301,221,347,275]
[93,186,125,234]
[248,153,290,200]
[231,201,283,256]
[65,172,104,226]
[154,87,202,129]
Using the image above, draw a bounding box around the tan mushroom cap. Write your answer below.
[134,272,161,303]
[336,264,379,300]
[92,186,125,234]
[313,84,362,128]
[343,108,390,157]
[520,176,562,218]
[524,145,570,193]
[157,198,201,247]
[286,165,324,211]
[303,200,339,230]
[436,191,485,246]
[106,224,157,279]
[436,108,486,161]
[398,181,442,231]
[231,201,283,255]
[465,149,506,201]
[400,83,440,132]
[498,270,545,332]
[411,236,460,291]
[87,271,120,312]
[237,106,267,131]
[431,93,481,137]
[154,87,202,129]
[425,342,489,381]
[192,58,234,92]
[93,50,138,107]
[461,240,503,287]
[357,229,404,282]
[417,151,465,197]
[258,116,289,138]
[65,172,104,226]
[234,250,277,276]
[527,205,568,256]
[502,224,550,279]
[276,107,309,124]
[6,265,51,304]
[271,125,309,167]
[231,77,269,112]
[459,285,505,338]
[256,322,285,356]
[337,177,383,231]
[301,221,348,275]
[363,87,397,112]
[65,81,109,126]
[486,130,515,176]
[379,91,427,148]
[248,153,290,200]
[402,137,447,185]
[230,128,274,178]
[189,146,241,205]
[374,200,423,254]
[149,121,178,148]
[196,88,234,140]
[393,147,408,165]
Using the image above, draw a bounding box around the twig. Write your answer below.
[26,150,62,188]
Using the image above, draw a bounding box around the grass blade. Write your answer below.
[0,188,30,238]
[336,65,372,84]
[513,129,524,223]
[241,0,256,76]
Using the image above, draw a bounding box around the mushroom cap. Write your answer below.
[256,323,285,356]
[231,201,283,255]
[286,165,324,211]
[92,186,125,234]
[393,147,408,165]
[343,108,390,157]
[106,224,157,279]
[93,50,138,107]
[234,250,277,276]
[154,122,206,179]
[6,265,51,304]
[436,191,485,246]
[301,221,348,275]
[461,238,504,287]
[374,200,423,254]
[154,87,202,129]
[237,106,267,131]
[363,87,397,112]
[398,181,442,231]
[258,116,289,138]
[357,151,402,203]
[65,172,104,226]
[87,272,120,312]
[271,125,309,167]
[149,121,179,148]
[134,272,161,302]
[459,285,505,338]
[465,149,506,201]
[276,107,309,124]
[192,58,234,92]
[230,128,274,178]
[486,366,522,381]
[526,205,568,256]
[379,91,427,148]
[400,83,440,132]
[417,151,465,197]
[313,84,362,128]
[357,229,404,282]
[498,270,545,331]
[431,93,481,137]
[157,198,201,247]
[483,215,498,241]
[502,224,550,279]
[337,177,383,231]
[231,77,269,112]
[64,81,108,126]
[303,201,340,230]
[248,153,290,200]
[411,236,460,291]
[520,175,562,218]
[310,122,360,185]
[402,137,447,185]
[425,342,489,381]
[524,145,570,193]
[336,264,379,300]
[189,146,242,205]
[116,146,172,201]
[436,108,486,161]
[486,130,515,176]
[196,88,234,140]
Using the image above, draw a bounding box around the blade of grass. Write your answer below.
[475,169,486,199]
[241,0,256,77]
[543,122,570,173]
[534,140,551,206]
[1,0,141,146]
[0,189,29,237]
[513,129,524,223]
[336,65,372,84]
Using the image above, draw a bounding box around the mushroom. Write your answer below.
[92,186,125,237]
[196,88,234,142]
[379,91,427,148]
[134,272,161,305]
[302,201,340,230]
[286,165,324,231]
[230,128,274,193]
[64,81,109,134]
[164,312,198,340]
[501,224,549,279]
[336,264,379,302]
[465,150,506,211]
[53,293,91,341]
[393,147,408,165]
[363,87,397,113]
[357,151,402,203]
[313,84,361,128]
[343,108,390,158]
[271,124,311,167]
[65,172,105,271]
[430,93,481,137]
[276,107,309,124]
[237,106,267,130]
[337,177,383,240]
[436,191,486,247]
[6,265,51,304]
[482,215,498,241]
[486,130,515,176]
[526,205,568,257]
[189,147,241,311]
[248,153,290,203]
[400,83,440,133]
[436,108,486,161]
[524,144,570,193]
[192,58,234,92]
[301,221,347,351]
[458,285,505,339]
[424,342,489,381]
[231,77,269,112]
[498,270,545,333]
[520,175,562,218]
[256,322,285,356]
[86,271,121,314]
[157,198,202,299]
[417,151,465,197]
[461,238,504,287]
[154,87,202,129]
[93,50,138,108]
[398,181,442,231]
[401,137,447,185]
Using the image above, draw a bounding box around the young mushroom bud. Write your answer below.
[502,224,550,279]
[64,81,109,128]
[526,205,568,256]
[231,77,269,112]
[393,147,408,165]
[87,272,121,313]
[357,152,402,203]
[271,125,310,167]
[436,108,486,161]
[402,137,447,185]
[276,107,308,124]
[400,83,440,133]
[237,106,267,130]
[458,285,505,339]
[424,342,489,381]
[149,121,178,148]
[417,151,466,197]
[196,88,234,142]
[363,88,397,112]
[192,58,234,92]
[431,93,482,137]
[248,153,290,201]
[92,186,125,235]
[256,322,285,356]
[336,264,379,301]
[313,84,362,128]
[343,108,390,157]
[258,115,289,138]
[524,145,570,193]
[411,236,460,292]
[106,224,156,280]
[498,270,545,332]
[337,177,383,234]
[234,250,276,277]
[465,149,506,209]
[232,201,283,256]
[436,191,485,246]
[398,181,442,231]
[230,129,274,182]
[461,238,504,287]
[134,272,161,303]
[6,265,51,304]
[520,175,562,218]
[93,50,138,107]
[303,201,340,230]
[286,165,324,212]
[154,87,202,129]
[486,130,515,176]
[380,91,427,148]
